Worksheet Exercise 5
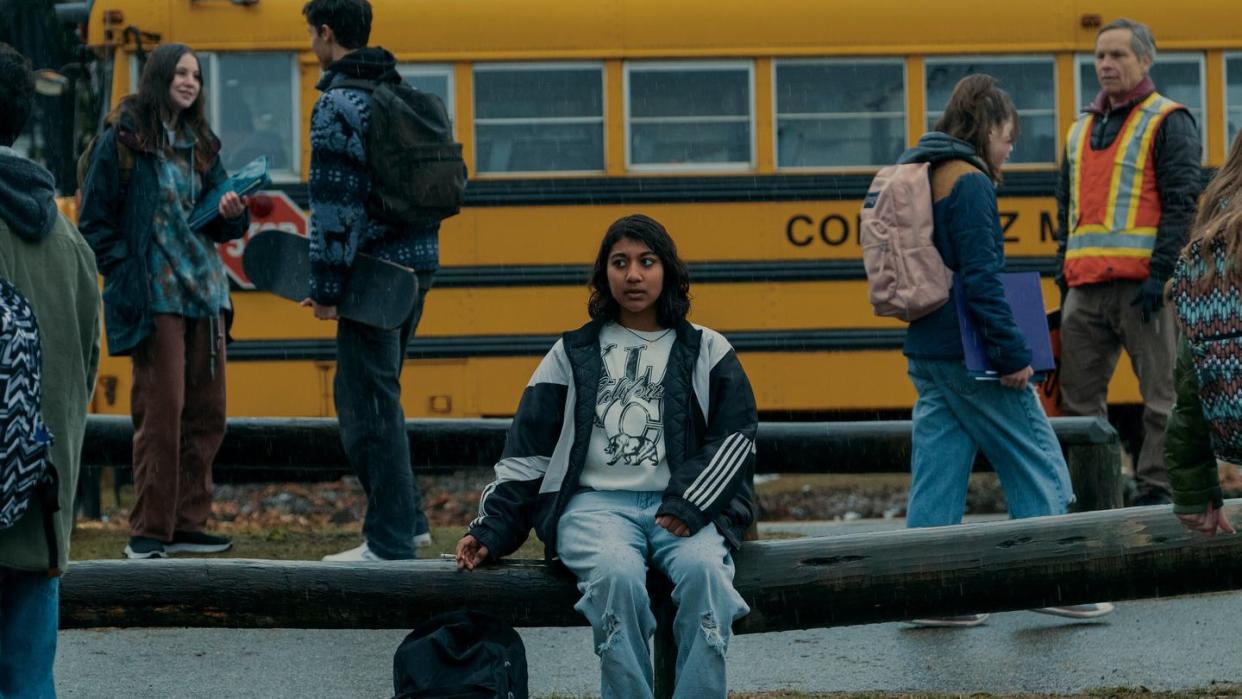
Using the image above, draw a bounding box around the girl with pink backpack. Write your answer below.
[893,74,1112,626]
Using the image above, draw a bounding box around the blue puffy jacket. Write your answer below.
[898,132,1032,375]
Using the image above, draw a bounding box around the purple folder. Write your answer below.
[953,271,1055,379]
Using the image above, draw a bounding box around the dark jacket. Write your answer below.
[467,319,758,562]
[78,107,249,356]
[899,133,1032,374]
[0,147,100,572]
[1165,337,1222,515]
[1055,77,1203,286]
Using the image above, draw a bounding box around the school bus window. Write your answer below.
[626,61,753,170]
[925,57,1056,164]
[473,63,604,174]
[1223,54,1242,145]
[774,59,905,168]
[1077,53,1206,160]
[398,64,454,134]
[209,52,300,180]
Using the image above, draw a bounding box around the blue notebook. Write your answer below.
[188,156,270,231]
[954,271,1055,379]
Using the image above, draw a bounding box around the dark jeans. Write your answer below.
[335,272,433,560]
[0,567,59,698]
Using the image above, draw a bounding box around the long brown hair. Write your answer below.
[113,43,215,171]
[933,74,1020,183]
[1184,132,1242,290]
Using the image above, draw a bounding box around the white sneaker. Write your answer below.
[908,613,990,628]
[1032,602,1115,619]
[413,532,433,548]
[322,542,384,562]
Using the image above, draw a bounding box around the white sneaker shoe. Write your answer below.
[322,542,384,562]
[1032,602,1115,619]
[413,532,433,548]
[908,613,990,628]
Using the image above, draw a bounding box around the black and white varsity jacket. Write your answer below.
[467,318,758,562]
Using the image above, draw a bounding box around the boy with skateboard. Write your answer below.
[302,0,440,560]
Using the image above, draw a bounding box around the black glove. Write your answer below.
[1130,276,1166,323]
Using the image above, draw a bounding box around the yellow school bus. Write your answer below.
[60,0,1242,420]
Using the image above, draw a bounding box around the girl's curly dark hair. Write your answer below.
[588,214,691,328]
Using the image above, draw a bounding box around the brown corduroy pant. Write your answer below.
[128,314,226,541]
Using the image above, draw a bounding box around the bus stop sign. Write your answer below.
[219,190,308,289]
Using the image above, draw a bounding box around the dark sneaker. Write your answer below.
[124,536,167,559]
[166,530,232,554]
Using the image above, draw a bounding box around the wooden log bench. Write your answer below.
[77,415,1123,515]
[62,501,1242,697]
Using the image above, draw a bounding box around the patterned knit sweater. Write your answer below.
[308,48,439,306]
[1169,236,1242,463]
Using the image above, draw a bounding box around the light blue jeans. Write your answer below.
[906,358,1074,527]
[0,568,59,698]
[556,490,749,699]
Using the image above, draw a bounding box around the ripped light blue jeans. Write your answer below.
[557,490,749,699]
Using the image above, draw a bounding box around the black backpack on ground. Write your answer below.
[331,78,467,226]
[392,610,528,699]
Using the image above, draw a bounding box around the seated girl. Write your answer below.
[456,214,757,698]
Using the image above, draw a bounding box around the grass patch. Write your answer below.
[68,524,548,562]
[70,522,801,561]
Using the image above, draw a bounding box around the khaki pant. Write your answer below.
[1060,281,1175,498]
[129,314,226,540]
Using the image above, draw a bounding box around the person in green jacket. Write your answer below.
[0,43,102,696]
[1165,339,1234,536]
[1166,130,1242,537]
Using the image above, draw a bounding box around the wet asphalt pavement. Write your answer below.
[56,519,1242,697]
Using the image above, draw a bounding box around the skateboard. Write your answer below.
[242,228,419,330]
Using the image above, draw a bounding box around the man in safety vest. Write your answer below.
[1054,18,1202,506]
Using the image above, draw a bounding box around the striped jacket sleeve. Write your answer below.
[658,340,757,534]
[467,340,570,560]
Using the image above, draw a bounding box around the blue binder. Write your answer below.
[954,271,1055,379]
[188,155,270,231]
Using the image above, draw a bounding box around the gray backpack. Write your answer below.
[332,78,467,226]
[859,162,952,322]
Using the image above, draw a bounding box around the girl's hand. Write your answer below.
[218,191,246,219]
[1177,502,1236,537]
[999,365,1034,389]
[455,534,490,570]
[656,514,691,537]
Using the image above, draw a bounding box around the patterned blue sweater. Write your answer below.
[308,48,439,306]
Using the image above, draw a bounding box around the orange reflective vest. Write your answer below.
[1063,92,1185,287]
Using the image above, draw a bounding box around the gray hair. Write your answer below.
[1098,18,1157,64]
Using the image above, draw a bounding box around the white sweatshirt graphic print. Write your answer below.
[580,322,674,491]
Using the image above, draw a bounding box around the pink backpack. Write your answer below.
[859,162,952,321]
